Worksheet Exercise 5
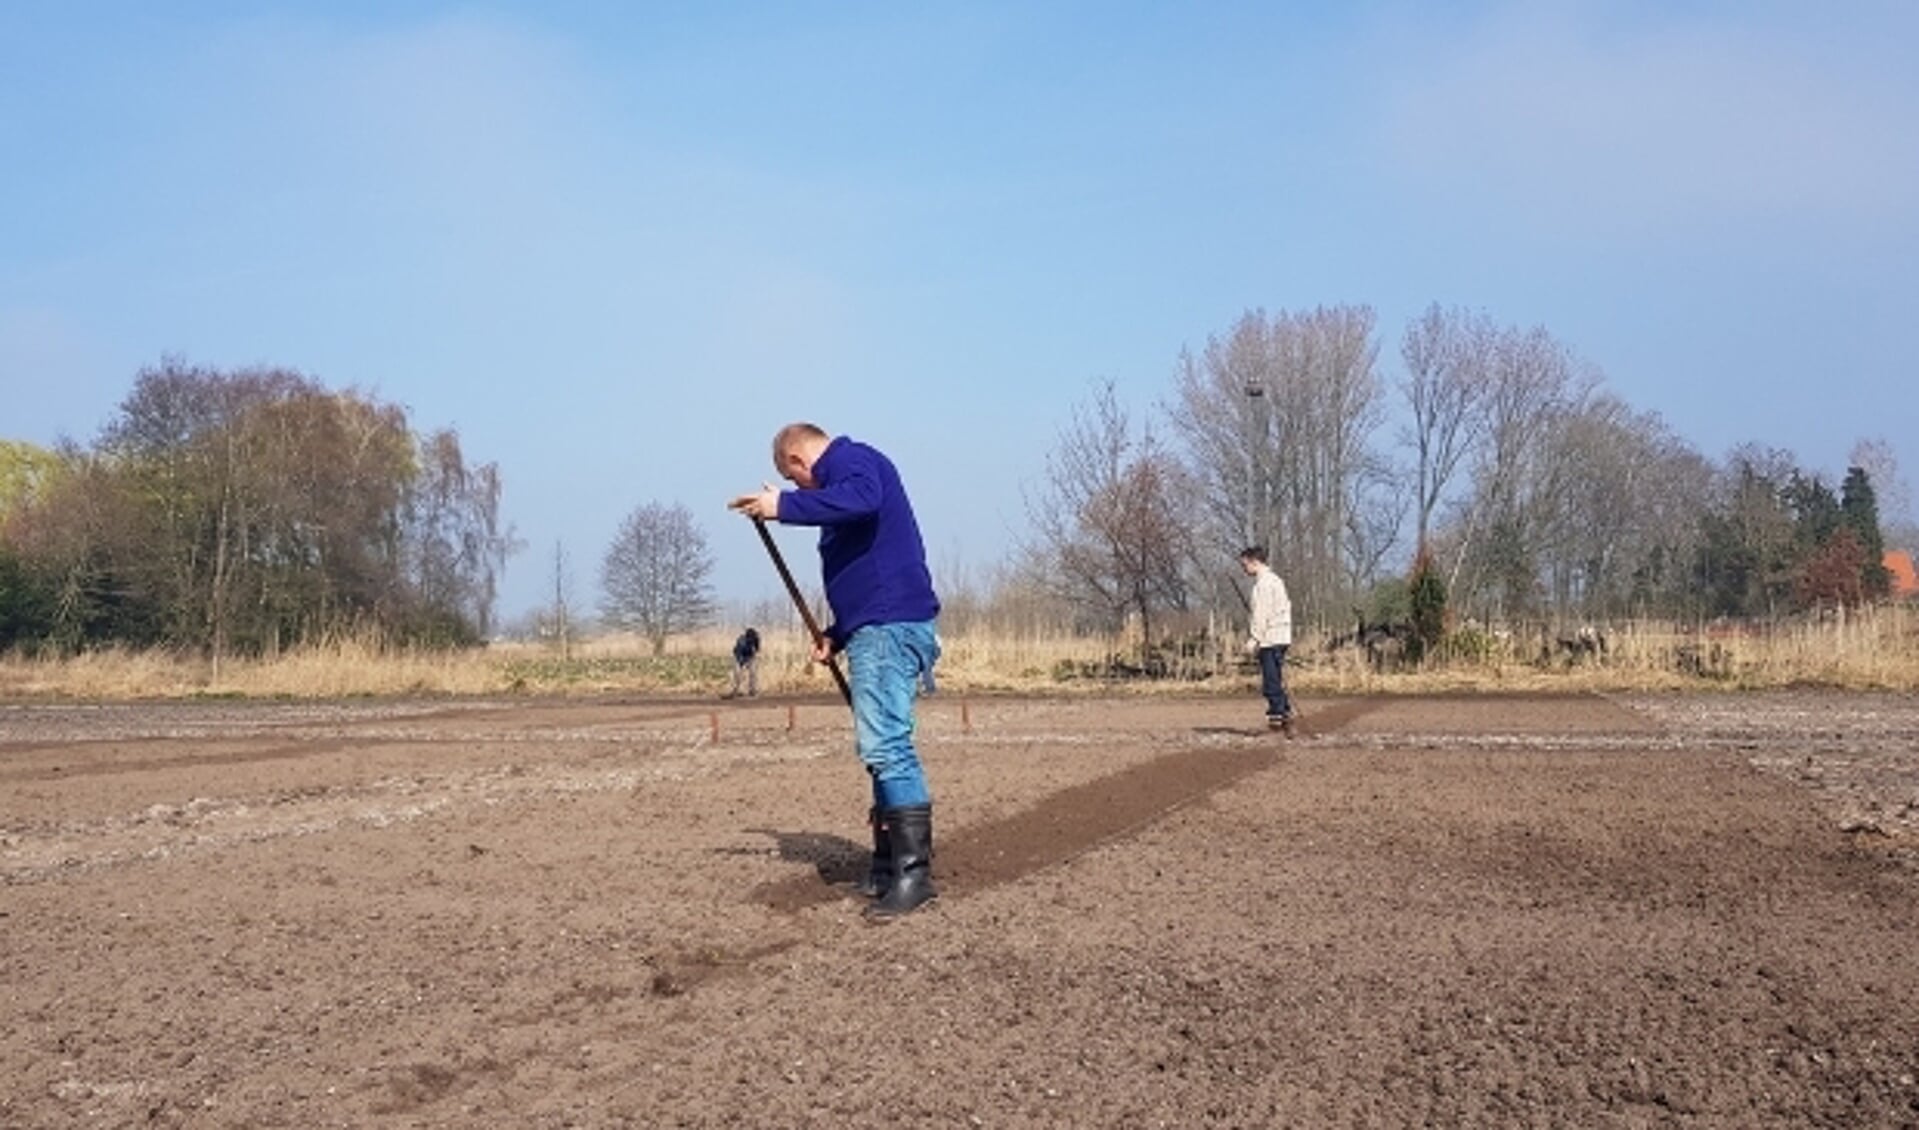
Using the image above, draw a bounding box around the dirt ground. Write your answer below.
[4,689,1918,1128]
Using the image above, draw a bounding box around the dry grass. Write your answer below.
[3,606,1917,701]
[0,635,506,701]
[1292,604,1919,694]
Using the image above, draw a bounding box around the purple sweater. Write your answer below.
[776,436,939,649]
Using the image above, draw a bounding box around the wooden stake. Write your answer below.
[786,703,796,732]
[961,698,972,734]
[709,710,720,744]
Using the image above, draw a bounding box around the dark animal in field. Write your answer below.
[1327,615,1415,672]
[1547,625,1608,665]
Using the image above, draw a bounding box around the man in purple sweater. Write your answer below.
[730,423,943,919]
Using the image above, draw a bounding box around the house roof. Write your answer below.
[1888,550,1919,597]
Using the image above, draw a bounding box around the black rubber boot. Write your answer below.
[855,807,893,899]
[865,804,936,921]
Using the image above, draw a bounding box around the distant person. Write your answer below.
[1239,546,1295,737]
[730,422,942,919]
[728,627,761,698]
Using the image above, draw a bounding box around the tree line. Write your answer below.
[1021,304,1911,660]
[0,360,515,659]
[564,303,1912,662]
[0,355,728,659]
[6,310,1910,664]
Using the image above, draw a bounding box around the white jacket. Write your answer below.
[1248,566,1293,648]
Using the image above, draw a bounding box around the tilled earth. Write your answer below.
[3,690,1918,1128]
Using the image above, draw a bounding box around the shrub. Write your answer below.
[1407,551,1448,664]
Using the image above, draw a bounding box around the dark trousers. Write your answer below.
[1258,645,1292,719]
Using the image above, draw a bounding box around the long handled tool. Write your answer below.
[751,516,852,706]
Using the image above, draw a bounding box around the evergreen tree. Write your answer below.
[0,547,53,650]
[1407,549,1447,664]
[1693,462,1796,618]
[1840,466,1892,598]
[1783,472,1841,554]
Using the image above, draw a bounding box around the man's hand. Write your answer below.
[728,483,782,521]
[811,636,833,664]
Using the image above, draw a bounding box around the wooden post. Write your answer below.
[961,698,972,735]
[709,711,720,744]
[786,703,796,732]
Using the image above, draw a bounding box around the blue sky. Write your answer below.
[4,2,1916,618]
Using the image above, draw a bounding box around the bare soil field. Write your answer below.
[4,690,1918,1128]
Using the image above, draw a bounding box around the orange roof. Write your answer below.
[1888,550,1919,597]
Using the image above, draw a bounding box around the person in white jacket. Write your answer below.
[1239,546,1296,736]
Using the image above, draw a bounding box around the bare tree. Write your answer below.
[600,501,716,656]
[1168,306,1390,622]
[1529,395,1709,619]
[1345,455,1411,593]
[931,542,985,634]
[407,429,516,642]
[1849,437,1918,552]
[548,540,575,659]
[1027,380,1195,666]
[104,361,288,658]
[1166,332,1266,559]
[1608,415,1713,616]
[1399,303,1493,556]
[1449,325,1601,620]
[1303,305,1391,596]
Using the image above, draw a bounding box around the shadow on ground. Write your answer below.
[752,698,1384,913]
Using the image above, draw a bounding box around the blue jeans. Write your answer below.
[846,621,941,809]
[1258,645,1292,719]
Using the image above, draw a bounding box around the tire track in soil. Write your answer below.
[654,699,1383,1013]
[0,738,366,783]
[0,704,721,781]
[753,696,1383,914]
